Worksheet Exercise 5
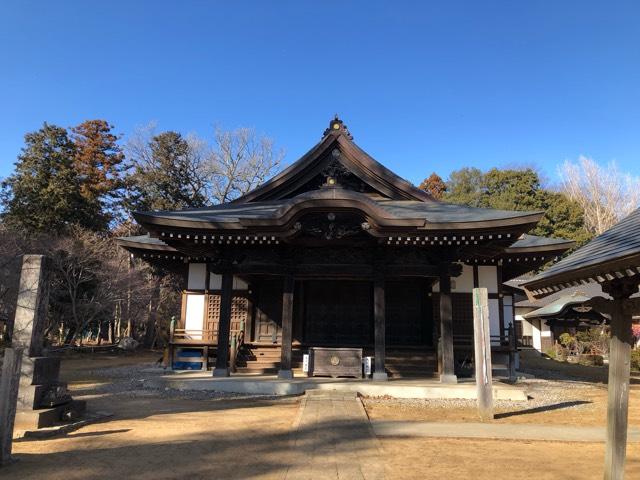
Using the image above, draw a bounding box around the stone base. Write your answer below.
[372,372,389,381]
[21,356,61,385]
[14,400,86,431]
[213,367,230,377]
[277,369,294,380]
[17,381,71,410]
[440,373,458,384]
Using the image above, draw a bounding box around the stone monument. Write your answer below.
[12,255,85,432]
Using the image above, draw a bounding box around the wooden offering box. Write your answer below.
[309,347,363,378]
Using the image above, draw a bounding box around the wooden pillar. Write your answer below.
[497,263,505,338]
[473,288,493,422]
[439,264,457,383]
[213,272,233,377]
[604,297,633,480]
[0,347,23,466]
[278,275,295,379]
[373,276,388,381]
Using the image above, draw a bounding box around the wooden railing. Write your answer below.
[168,317,246,372]
[518,336,534,348]
[229,320,246,373]
[453,323,517,350]
[450,323,518,380]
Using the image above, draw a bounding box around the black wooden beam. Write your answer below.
[278,275,295,379]
[439,263,457,384]
[213,272,233,377]
[373,276,388,381]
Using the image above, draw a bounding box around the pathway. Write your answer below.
[284,391,384,480]
[372,420,640,443]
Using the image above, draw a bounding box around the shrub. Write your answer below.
[631,349,640,372]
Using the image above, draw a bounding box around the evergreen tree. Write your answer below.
[71,120,125,228]
[444,167,484,206]
[126,131,209,212]
[442,166,591,245]
[1,123,99,233]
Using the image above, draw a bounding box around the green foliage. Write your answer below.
[1,123,101,233]
[442,167,592,245]
[125,131,209,212]
[444,167,484,207]
[558,333,574,347]
[631,349,640,372]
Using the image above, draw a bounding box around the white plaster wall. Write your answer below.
[452,264,474,292]
[188,263,207,290]
[531,318,542,351]
[209,273,222,290]
[519,316,533,336]
[478,266,498,293]
[503,295,514,326]
[233,276,249,290]
[208,274,249,290]
[489,298,501,342]
[184,294,205,338]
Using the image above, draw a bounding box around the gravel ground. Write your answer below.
[70,362,282,401]
[363,378,599,415]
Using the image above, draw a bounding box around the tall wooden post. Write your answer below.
[373,276,388,381]
[473,288,493,422]
[278,275,295,379]
[0,348,23,466]
[213,272,233,377]
[604,296,632,480]
[439,265,457,383]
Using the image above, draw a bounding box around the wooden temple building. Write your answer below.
[117,117,573,382]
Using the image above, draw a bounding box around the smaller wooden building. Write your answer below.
[118,117,573,381]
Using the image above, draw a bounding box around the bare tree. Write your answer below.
[207,126,284,203]
[125,123,283,207]
[559,156,640,235]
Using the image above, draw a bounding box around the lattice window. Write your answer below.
[204,294,248,341]
[231,297,249,332]
[205,294,221,341]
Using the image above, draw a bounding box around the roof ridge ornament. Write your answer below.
[322,114,353,140]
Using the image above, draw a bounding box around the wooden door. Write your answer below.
[385,280,428,345]
[254,279,283,343]
[303,280,372,345]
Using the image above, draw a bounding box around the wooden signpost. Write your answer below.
[473,288,493,422]
[587,294,636,480]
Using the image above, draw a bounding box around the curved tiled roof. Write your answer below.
[524,209,640,295]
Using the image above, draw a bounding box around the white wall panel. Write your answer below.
[233,276,249,290]
[520,317,533,336]
[208,274,248,290]
[209,273,222,290]
[489,298,501,340]
[453,264,474,292]
[188,263,206,290]
[478,266,498,293]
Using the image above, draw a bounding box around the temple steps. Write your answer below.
[233,344,438,378]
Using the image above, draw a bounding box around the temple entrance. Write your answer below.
[298,278,432,347]
[385,280,432,346]
[302,280,373,345]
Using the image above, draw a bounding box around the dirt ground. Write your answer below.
[4,351,640,479]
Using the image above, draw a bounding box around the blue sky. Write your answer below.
[1,1,638,186]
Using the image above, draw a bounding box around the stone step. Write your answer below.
[14,399,86,431]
